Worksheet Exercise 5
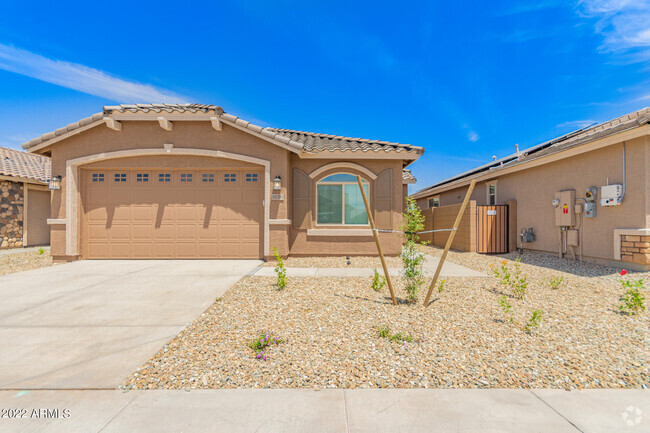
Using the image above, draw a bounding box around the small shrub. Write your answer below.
[400,197,427,304]
[437,279,446,293]
[37,247,45,255]
[524,309,543,334]
[377,325,415,343]
[273,247,287,290]
[492,259,527,299]
[248,330,284,360]
[618,278,646,315]
[498,295,513,323]
[371,269,386,292]
[548,276,564,290]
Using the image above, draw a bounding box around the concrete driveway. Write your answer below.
[0,260,261,390]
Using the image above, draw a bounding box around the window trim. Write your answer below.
[315,173,370,226]
[428,195,440,209]
[486,180,498,205]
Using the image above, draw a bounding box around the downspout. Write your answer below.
[620,141,626,201]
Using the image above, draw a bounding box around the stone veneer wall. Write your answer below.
[621,234,650,266]
[0,180,24,249]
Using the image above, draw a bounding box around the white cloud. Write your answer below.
[0,43,190,103]
[578,0,650,52]
[556,119,597,129]
[467,131,479,142]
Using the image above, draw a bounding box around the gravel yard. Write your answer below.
[0,249,53,276]
[124,247,649,391]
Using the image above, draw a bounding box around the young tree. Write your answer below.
[401,197,426,303]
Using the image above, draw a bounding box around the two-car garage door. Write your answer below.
[81,168,263,259]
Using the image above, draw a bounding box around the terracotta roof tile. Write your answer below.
[0,147,51,183]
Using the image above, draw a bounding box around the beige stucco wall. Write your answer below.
[43,120,408,260]
[25,187,51,246]
[47,121,290,260]
[288,157,404,256]
[416,136,649,264]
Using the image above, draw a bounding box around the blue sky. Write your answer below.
[0,1,649,192]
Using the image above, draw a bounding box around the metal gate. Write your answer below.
[477,205,509,254]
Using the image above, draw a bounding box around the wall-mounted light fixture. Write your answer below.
[273,175,282,191]
[48,175,62,190]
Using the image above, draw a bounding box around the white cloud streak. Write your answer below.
[578,0,650,53]
[0,43,190,103]
[467,131,479,142]
[556,119,597,129]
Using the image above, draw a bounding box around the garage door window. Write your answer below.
[114,173,127,182]
[180,173,193,182]
[316,173,369,225]
[136,173,149,182]
[159,173,171,183]
[246,173,258,182]
[224,173,236,182]
[202,173,214,183]
[92,173,104,182]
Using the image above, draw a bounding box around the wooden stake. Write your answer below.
[423,179,476,307]
[357,175,397,305]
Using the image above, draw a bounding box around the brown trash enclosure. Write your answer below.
[420,201,517,254]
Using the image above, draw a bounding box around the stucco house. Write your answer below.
[22,104,422,262]
[413,108,650,271]
[0,146,51,249]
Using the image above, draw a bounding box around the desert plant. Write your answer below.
[377,325,415,343]
[37,247,45,255]
[437,279,446,293]
[371,269,386,292]
[273,247,287,290]
[548,276,564,290]
[618,275,646,315]
[400,197,426,303]
[248,330,284,360]
[498,295,514,323]
[492,259,527,299]
[524,309,543,333]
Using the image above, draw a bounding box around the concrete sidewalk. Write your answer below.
[254,254,485,278]
[0,388,647,432]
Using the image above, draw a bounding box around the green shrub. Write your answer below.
[248,330,284,360]
[548,276,564,290]
[524,309,543,334]
[377,325,414,343]
[492,259,527,300]
[437,279,446,293]
[272,247,287,290]
[498,295,513,323]
[619,279,646,315]
[371,268,386,292]
[400,197,426,303]
[37,247,45,255]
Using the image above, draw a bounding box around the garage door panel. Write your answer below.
[110,225,131,240]
[83,168,262,259]
[132,243,153,258]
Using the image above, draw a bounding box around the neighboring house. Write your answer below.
[0,147,51,249]
[413,108,650,271]
[23,104,422,262]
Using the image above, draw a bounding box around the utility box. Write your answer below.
[584,201,597,218]
[567,229,579,247]
[554,190,576,227]
[600,184,623,207]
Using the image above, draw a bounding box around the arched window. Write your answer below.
[316,173,369,225]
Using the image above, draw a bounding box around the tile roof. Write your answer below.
[268,128,424,155]
[103,103,223,114]
[22,104,423,158]
[402,169,416,184]
[0,147,51,183]
[413,107,650,197]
